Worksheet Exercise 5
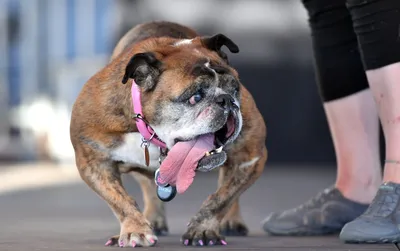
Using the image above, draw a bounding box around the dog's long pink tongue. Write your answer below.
[159,134,214,194]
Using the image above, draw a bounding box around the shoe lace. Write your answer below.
[364,187,398,217]
[293,187,334,212]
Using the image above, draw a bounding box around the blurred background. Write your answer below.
[1,3,393,248]
[0,0,340,167]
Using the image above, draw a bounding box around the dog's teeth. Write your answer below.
[205,151,210,156]
[216,146,223,153]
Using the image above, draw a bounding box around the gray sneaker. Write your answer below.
[262,187,369,236]
[340,182,400,243]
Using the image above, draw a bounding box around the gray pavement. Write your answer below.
[0,165,396,251]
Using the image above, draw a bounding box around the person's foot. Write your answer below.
[262,187,369,236]
[340,182,400,243]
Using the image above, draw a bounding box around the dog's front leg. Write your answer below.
[130,172,168,236]
[218,170,249,236]
[181,146,267,246]
[77,159,158,247]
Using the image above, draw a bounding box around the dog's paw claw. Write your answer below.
[181,227,226,247]
[195,239,204,246]
[106,233,158,248]
[148,237,156,245]
[105,236,119,247]
[181,237,226,247]
[105,239,114,246]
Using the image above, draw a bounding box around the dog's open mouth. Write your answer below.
[205,112,236,156]
[158,113,237,194]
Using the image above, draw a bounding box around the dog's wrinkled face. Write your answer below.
[154,59,243,171]
[122,34,242,171]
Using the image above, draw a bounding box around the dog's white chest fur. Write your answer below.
[111,133,160,170]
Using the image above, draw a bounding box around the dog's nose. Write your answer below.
[216,94,234,110]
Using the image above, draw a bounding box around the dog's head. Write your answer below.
[122,34,242,172]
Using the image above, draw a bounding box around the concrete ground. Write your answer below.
[0,163,396,251]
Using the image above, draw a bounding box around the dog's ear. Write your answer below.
[202,34,240,53]
[201,34,239,63]
[121,52,162,91]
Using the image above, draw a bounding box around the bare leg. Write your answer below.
[263,90,379,235]
[325,90,381,203]
[366,64,400,183]
[263,0,381,236]
[339,0,400,242]
[339,63,400,243]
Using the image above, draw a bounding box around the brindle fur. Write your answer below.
[70,21,267,247]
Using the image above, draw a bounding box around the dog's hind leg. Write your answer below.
[130,172,169,236]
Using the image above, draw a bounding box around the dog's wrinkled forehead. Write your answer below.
[189,58,225,76]
[161,55,238,98]
[152,42,237,95]
[164,44,226,69]
[122,35,240,100]
[162,37,236,72]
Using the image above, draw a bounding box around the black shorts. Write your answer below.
[302,0,400,101]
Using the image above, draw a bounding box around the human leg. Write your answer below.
[262,0,381,235]
[339,0,400,242]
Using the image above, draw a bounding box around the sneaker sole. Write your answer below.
[263,225,341,236]
[341,233,400,244]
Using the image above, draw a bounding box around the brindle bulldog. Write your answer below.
[70,21,267,247]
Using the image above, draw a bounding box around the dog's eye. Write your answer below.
[189,92,203,105]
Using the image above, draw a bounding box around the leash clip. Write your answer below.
[154,168,177,202]
[140,137,149,148]
[159,147,168,165]
[140,130,156,148]
[154,149,176,202]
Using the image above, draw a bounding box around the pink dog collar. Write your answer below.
[131,80,167,149]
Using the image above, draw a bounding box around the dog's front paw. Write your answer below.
[220,217,249,236]
[105,232,158,248]
[181,218,227,247]
[105,219,158,248]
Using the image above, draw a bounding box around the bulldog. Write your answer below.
[70,21,267,247]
